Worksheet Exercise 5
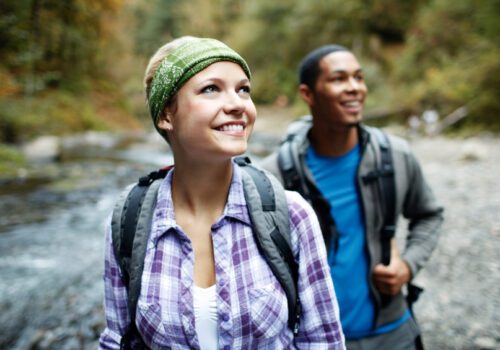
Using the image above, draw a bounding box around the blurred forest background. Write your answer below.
[1,0,499,170]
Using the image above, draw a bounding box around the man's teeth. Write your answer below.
[220,124,244,132]
[343,101,360,107]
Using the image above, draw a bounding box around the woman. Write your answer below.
[99,36,345,349]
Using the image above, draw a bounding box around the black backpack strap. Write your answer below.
[277,135,337,255]
[378,131,397,265]
[368,129,397,266]
[278,136,305,194]
[361,129,402,307]
[111,169,169,349]
[234,156,301,334]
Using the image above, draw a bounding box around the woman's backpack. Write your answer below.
[111,157,300,349]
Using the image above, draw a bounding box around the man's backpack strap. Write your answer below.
[277,116,312,197]
[234,156,301,334]
[277,122,337,255]
[378,131,397,266]
[368,130,426,310]
[278,137,305,195]
[369,129,397,266]
[111,169,169,350]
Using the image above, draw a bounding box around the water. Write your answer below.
[0,132,278,349]
[0,153,167,348]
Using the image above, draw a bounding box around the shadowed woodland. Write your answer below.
[1,0,499,148]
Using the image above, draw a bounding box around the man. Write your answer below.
[261,45,444,349]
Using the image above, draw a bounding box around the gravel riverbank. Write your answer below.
[398,135,500,350]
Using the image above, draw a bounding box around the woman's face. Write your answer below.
[158,61,256,163]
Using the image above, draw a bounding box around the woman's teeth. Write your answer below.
[219,124,244,132]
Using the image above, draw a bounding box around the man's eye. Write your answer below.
[355,75,364,81]
[201,85,218,93]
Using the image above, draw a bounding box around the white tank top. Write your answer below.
[193,284,218,350]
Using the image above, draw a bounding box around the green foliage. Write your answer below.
[0,92,110,144]
[132,0,183,56]
[0,144,26,176]
[224,0,425,104]
[131,0,246,57]
[0,0,498,141]
[0,0,124,94]
[392,0,500,130]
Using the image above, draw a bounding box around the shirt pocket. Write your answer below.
[248,282,288,339]
[136,301,171,349]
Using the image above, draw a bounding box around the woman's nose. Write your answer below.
[223,91,245,115]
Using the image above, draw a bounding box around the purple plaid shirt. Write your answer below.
[99,163,345,349]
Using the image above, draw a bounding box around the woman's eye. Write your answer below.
[201,85,219,94]
[239,85,251,94]
[355,75,364,82]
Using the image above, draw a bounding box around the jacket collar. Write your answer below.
[292,115,371,155]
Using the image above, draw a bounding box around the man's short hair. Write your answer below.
[299,44,349,90]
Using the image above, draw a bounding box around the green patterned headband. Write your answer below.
[148,38,251,124]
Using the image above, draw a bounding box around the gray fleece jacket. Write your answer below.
[260,117,444,327]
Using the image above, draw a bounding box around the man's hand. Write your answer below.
[372,240,412,295]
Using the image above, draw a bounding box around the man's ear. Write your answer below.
[299,84,314,106]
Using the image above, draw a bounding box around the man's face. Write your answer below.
[303,51,367,129]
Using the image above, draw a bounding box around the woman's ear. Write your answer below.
[157,111,173,132]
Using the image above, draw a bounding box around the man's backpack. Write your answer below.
[111,157,300,349]
[277,116,396,266]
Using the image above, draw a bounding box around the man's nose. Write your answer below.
[346,77,361,92]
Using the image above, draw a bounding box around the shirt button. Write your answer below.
[222,313,229,322]
[220,288,229,300]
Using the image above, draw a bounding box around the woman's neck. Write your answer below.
[170,158,233,289]
[171,159,233,219]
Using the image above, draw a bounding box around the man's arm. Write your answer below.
[400,149,444,278]
[373,240,412,295]
[373,144,443,294]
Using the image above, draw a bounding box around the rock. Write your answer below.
[61,131,120,150]
[22,136,60,162]
[460,140,489,161]
[473,336,497,349]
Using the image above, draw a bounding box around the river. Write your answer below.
[0,131,277,349]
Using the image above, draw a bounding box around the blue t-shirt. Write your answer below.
[306,144,410,339]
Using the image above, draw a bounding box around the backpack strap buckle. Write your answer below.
[138,169,170,186]
[234,156,251,166]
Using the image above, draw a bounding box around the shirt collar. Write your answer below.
[149,161,251,245]
[222,161,251,226]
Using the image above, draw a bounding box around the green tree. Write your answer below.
[393,0,500,130]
